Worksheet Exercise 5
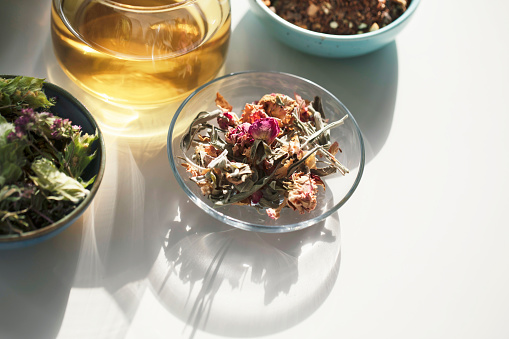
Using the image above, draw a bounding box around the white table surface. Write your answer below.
[1,0,509,338]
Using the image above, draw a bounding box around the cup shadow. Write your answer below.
[227,9,399,163]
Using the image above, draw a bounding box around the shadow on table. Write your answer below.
[102,136,340,338]
[147,194,341,338]
[58,133,341,338]
[0,220,83,339]
[227,9,399,163]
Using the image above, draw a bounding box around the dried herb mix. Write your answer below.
[264,0,410,35]
[0,76,99,235]
[180,92,349,220]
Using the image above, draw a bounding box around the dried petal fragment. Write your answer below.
[266,197,288,220]
[241,103,268,123]
[258,93,297,124]
[286,172,322,214]
[217,111,239,130]
[215,92,232,112]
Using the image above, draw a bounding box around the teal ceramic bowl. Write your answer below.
[250,0,420,58]
[0,76,106,249]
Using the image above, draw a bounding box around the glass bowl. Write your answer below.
[250,0,420,58]
[167,71,364,233]
[0,76,106,249]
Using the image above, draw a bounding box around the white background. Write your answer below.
[1,0,509,338]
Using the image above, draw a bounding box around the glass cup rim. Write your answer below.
[52,0,229,60]
[54,0,200,13]
[96,0,199,12]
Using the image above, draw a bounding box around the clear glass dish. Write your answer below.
[167,71,364,233]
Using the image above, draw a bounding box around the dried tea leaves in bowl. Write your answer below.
[264,0,410,35]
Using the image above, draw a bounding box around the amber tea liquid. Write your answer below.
[51,0,231,107]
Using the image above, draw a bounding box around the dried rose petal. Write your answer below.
[248,117,280,145]
[258,93,297,123]
[286,172,321,214]
[294,93,313,122]
[225,123,252,144]
[241,103,268,123]
[215,92,233,112]
[250,190,263,204]
[266,197,288,220]
[267,208,279,220]
[217,112,238,130]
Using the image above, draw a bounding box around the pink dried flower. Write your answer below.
[225,123,252,144]
[258,93,297,123]
[225,123,254,156]
[248,117,280,145]
[217,112,238,130]
[267,208,279,220]
[286,172,324,215]
[250,190,263,204]
[241,103,268,123]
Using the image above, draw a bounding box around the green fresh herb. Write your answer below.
[0,76,54,113]
[0,76,98,235]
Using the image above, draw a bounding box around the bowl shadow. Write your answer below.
[115,137,343,338]
[227,9,399,162]
[67,134,342,338]
[147,194,341,338]
[0,219,83,339]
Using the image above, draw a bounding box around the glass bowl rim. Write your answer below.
[167,70,365,233]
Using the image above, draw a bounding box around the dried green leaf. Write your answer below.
[30,157,89,204]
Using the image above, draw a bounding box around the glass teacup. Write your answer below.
[51,0,231,108]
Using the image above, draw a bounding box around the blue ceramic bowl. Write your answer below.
[250,0,420,58]
[0,76,106,249]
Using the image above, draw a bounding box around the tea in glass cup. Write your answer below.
[51,0,231,108]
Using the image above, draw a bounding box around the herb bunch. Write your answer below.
[0,76,98,235]
[180,92,349,220]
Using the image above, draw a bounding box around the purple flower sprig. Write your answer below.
[50,117,81,139]
[6,108,80,177]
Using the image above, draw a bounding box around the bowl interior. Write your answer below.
[253,0,421,40]
[0,76,106,248]
[168,71,364,233]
